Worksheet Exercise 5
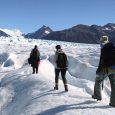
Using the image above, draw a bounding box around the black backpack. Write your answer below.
[56,53,68,68]
[28,57,32,64]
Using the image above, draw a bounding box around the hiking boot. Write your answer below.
[92,95,102,101]
[109,103,115,107]
[64,85,68,92]
[54,85,58,90]
[65,88,68,92]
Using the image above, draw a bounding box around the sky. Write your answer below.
[0,0,115,34]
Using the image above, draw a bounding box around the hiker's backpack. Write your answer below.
[103,43,115,67]
[56,53,68,68]
[28,57,32,64]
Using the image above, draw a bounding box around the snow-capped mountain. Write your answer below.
[0,23,115,44]
[24,25,53,39]
[41,23,115,44]
[0,30,10,37]
[103,23,115,30]
[0,28,23,38]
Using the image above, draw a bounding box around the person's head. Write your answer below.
[34,45,38,49]
[100,36,109,44]
[55,45,61,50]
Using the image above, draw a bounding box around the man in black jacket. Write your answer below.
[92,36,115,107]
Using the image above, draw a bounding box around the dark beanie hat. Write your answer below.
[34,45,37,48]
[55,45,61,49]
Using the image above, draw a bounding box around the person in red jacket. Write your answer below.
[29,45,40,74]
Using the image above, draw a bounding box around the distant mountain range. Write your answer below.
[24,23,115,44]
[0,23,115,44]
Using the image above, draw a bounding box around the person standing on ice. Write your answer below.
[92,36,115,107]
[54,45,68,92]
[29,45,40,74]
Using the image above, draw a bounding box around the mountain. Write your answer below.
[0,30,10,37]
[102,23,115,43]
[0,29,23,38]
[41,23,115,44]
[25,25,53,39]
[1,23,115,44]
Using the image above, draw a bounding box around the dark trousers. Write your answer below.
[32,65,39,74]
[55,68,67,85]
[94,67,115,105]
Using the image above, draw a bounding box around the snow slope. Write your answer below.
[0,29,23,38]
[0,37,114,115]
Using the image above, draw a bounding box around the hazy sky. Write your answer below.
[0,0,115,33]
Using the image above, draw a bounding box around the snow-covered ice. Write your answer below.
[0,36,114,115]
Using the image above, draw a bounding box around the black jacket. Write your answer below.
[98,43,115,68]
[30,48,40,67]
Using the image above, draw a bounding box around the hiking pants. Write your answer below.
[55,68,67,85]
[94,67,115,105]
[33,66,38,74]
